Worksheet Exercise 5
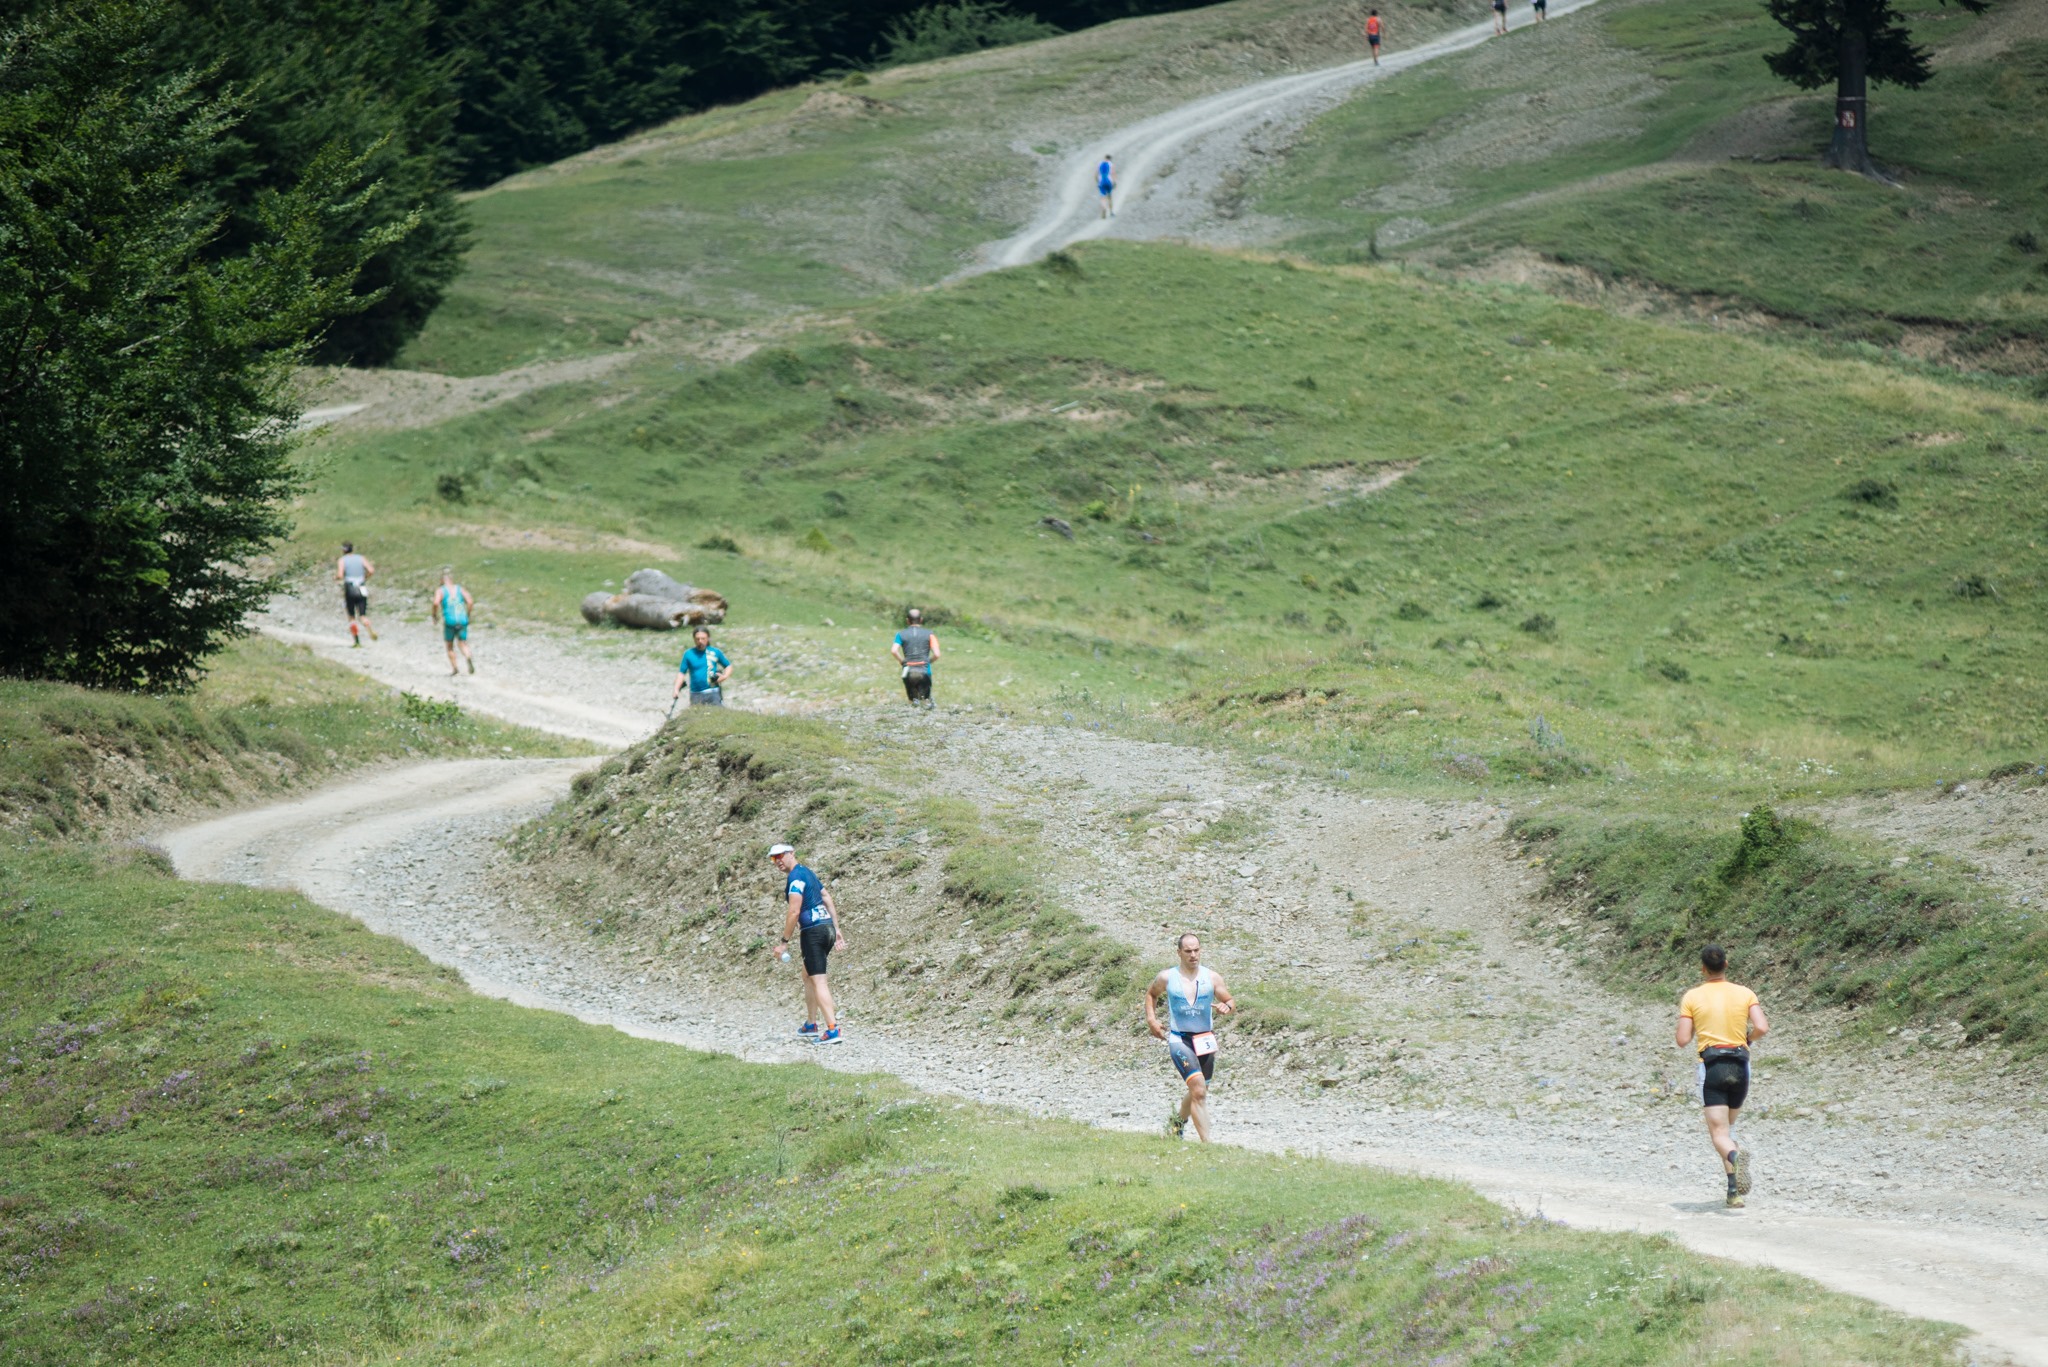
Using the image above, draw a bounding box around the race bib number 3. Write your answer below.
[1191,1032,1218,1057]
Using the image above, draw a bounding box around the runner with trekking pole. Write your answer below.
[673,627,732,710]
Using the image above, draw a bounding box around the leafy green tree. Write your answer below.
[0,1,410,689]
[1764,0,1989,179]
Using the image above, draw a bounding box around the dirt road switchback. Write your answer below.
[162,721,2048,1365]
[980,0,1606,269]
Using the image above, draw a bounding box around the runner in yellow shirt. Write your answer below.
[1676,944,1769,1208]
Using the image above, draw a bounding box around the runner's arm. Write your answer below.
[928,634,941,661]
[1745,1003,1769,1045]
[1674,1002,1695,1049]
[715,651,732,684]
[891,640,905,664]
[1211,975,1234,1016]
[779,889,802,949]
[334,559,343,582]
[363,557,375,579]
[1142,974,1167,1040]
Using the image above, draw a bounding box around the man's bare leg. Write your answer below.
[810,973,837,1032]
[1704,1104,1750,1202]
[1184,1074,1211,1143]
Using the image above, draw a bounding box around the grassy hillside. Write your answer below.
[398,0,1465,376]
[0,638,584,839]
[304,236,2048,1040]
[0,841,1963,1365]
[1253,0,2048,364]
[312,243,2048,790]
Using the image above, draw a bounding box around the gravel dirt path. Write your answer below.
[159,655,2048,1365]
[979,0,1607,269]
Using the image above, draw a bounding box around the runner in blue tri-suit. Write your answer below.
[1143,932,1237,1141]
[1097,154,1116,219]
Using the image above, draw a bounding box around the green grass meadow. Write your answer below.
[1256,0,2048,352]
[314,243,2048,787]
[0,844,1965,1365]
[17,0,2048,1358]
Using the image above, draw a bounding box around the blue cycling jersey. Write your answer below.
[786,863,831,927]
[1097,160,1114,191]
[680,645,729,692]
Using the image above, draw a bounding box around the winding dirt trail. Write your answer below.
[979,0,1606,269]
[158,651,2048,1364]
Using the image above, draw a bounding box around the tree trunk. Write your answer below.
[1822,26,1888,181]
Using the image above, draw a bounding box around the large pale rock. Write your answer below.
[594,595,722,630]
[624,568,691,601]
[624,567,728,615]
[578,571,729,629]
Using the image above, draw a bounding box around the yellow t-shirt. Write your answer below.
[1679,980,1759,1056]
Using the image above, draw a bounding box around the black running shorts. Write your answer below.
[344,584,369,617]
[1699,1057,1750,1110]
[799,922,835,976]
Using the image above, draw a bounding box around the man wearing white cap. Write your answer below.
[770,843,844,1044]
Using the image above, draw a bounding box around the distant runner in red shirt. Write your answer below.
[1364,9,1383,63]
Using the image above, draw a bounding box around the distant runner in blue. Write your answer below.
[890,606,942,709]
[770,843,845,1044]
[1097,154,1116,219]
[672,626,732,708]
[1144,932,1236,1142]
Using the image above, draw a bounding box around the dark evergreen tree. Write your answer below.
[1764,0,1989,179]
[434,0,1216,188]
[0,1,408,688]
[161,0,468,364]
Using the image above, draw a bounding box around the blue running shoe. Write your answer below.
[797,1021,819,1038]
[820,1028,843,1045]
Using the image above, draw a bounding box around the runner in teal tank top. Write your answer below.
[1144,933,1236,1142]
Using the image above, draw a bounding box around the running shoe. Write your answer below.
[1166,1108,1187,1140]
[467,657,476,675]
[819,1028,843,1045]
[1730,1148,1753,1196]
[367,626,378,641]
[1725,1191,1745,1209]
[351,639,361,648]
[797,1021,819,1038]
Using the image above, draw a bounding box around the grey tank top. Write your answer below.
[340,553,368,584]
[898,625,932,664]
